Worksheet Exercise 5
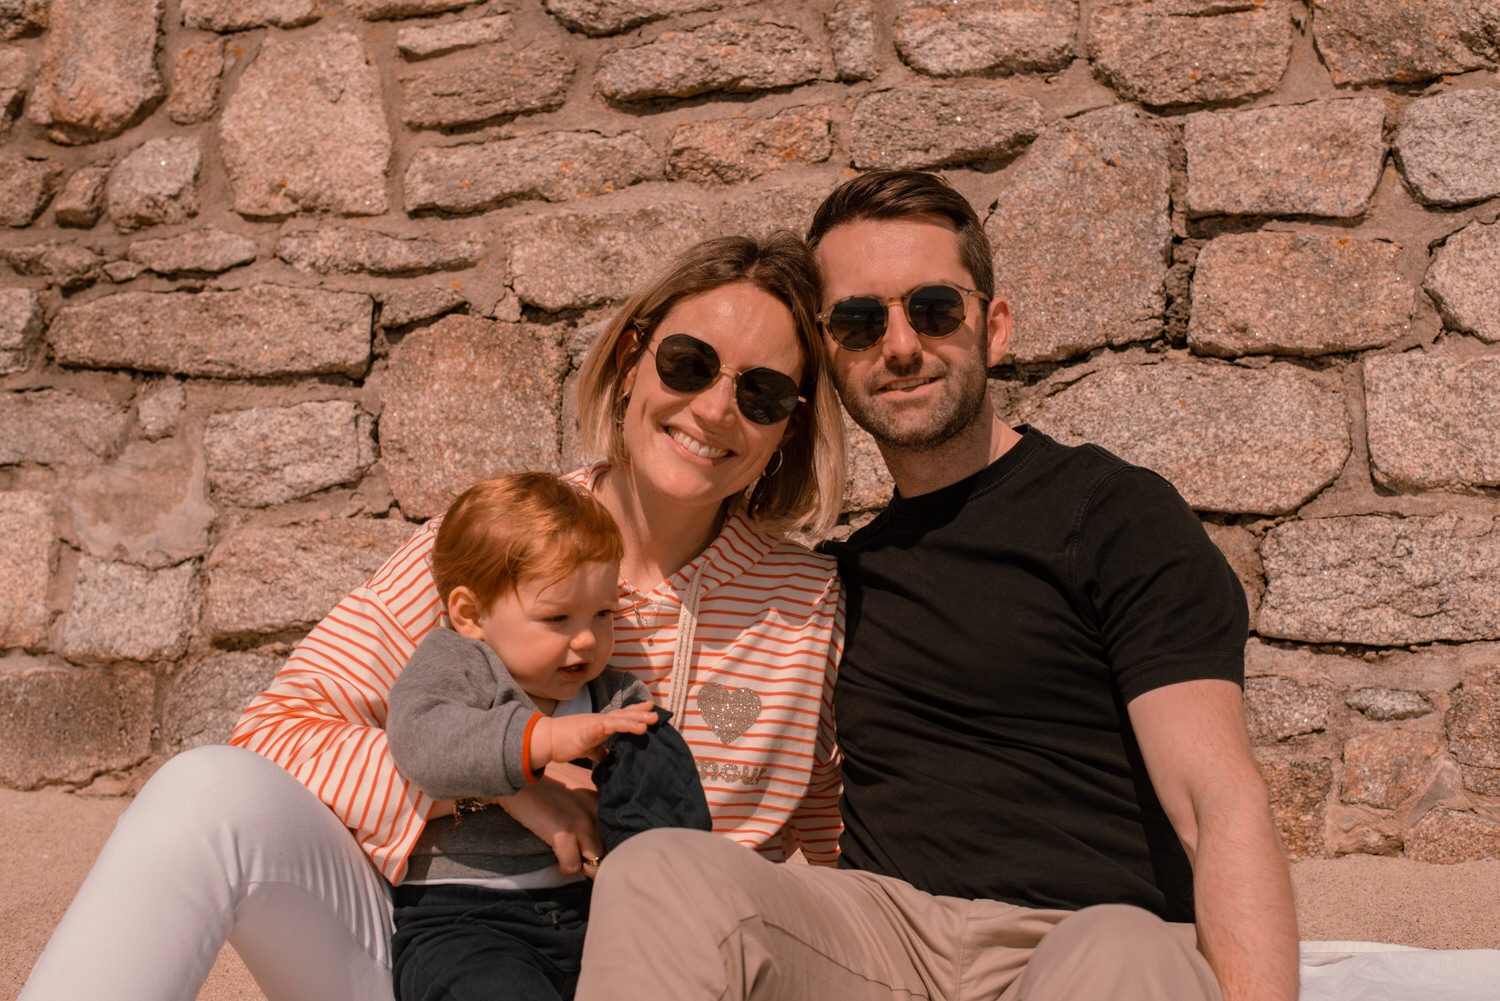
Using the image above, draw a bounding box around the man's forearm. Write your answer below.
[1193,795,1300,1001]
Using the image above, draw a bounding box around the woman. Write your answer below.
[20,232,846,1001]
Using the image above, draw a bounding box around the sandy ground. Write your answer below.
[4,785,1497,1000]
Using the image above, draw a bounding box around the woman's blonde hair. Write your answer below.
[575,232,845,536]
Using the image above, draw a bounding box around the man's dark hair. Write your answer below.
[805,169,995,299]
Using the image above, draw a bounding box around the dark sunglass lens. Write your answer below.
[828,298,887,350]
[736,368,800,425]
[906,285,967,337]
[655,334,718,392]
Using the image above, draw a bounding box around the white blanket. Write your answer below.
[1300,941,1500,1001]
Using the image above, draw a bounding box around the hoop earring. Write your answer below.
[762,449,784,478]
[614,393,630,427]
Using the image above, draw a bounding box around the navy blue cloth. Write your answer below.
[392,881,590,1001]
[595,705,712,852]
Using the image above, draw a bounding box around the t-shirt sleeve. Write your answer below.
[1073,464,1248,704]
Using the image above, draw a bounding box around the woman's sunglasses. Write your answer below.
[817,283,987,351]
[646,333,804,426]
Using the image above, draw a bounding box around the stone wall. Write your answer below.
[1,0,1497,863]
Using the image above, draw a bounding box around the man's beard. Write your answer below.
[840,361,990,454]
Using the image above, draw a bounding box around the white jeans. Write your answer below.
[19,744,395,1001]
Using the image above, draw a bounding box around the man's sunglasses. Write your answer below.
[646,333,805,426]
[817,283,987,351]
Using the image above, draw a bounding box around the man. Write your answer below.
[574,170,1298,1001]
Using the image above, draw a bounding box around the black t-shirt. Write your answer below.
[823,427,1247,921]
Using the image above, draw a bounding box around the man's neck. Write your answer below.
[881,410,1022,499]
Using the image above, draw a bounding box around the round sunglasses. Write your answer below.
[646,333,805,426]
[817,283,987,351]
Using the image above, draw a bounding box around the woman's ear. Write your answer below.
[615,325,642,396]
[779,403,808,448]
[447,586,486,640]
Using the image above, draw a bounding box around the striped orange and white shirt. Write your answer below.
[230,462,844,884]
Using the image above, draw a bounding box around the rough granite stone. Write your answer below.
[0,658,154,789]
[49,286,372,379]
[1090,0,1293,107]
[52,164,110,228]
[849,87,1042,171]
[59,556,196,662]
[1259,757,1330,860]
[0,491,52,648]
[405,131,661,214]
[166,36,225,125]
[378,288,468,330]
[1405,808,1500,864]
[1312,0,1500,86]
[27,0,162,144]
[180,0,319,30]
[1459,763,1500,798]
[204,520,415,642]
[0,389,128,466]
[105,137,202,232]
[596,20,822,104]
[893,0,1076,76]
[1026,361,1350,515]
[397,12,512,58]
[0,45,25,138]
[1188,231,1412,358]
[382,315,566,520]
[0,287,43,375]
[503,201,707,312]
[1261,514,1500,646]
[127,228,258,275]
[1446,666,1500,770]
[1184,98,1386,218]
[0,156,60,227]
[1341,729,1445,809]
[1,241,103,288]
[829,0,878,80]
[160,651,281,756]
[1246,675,1336,743]
[205,401,371,507]
[66,437,214,570]
[136,379,185,440]
[220,31,391,218]
[401,40,574,129]
[1425,219,1500,342]
[669,108,833,183]
[1394,90,1500,207]
[1347,687,1435,722]
[0,0,46,39]
[1365,354,1500,491]
[346,0,474,19]
[543,0,723,36]
[985,106,1171,363]
[717,182,827,239]
[275,227,483,276]
[1203,522,1263,623]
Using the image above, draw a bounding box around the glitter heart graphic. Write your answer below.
[698,682,761,745]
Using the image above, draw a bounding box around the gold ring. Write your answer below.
[583,854,602,867]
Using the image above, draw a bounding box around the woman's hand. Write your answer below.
[494,761,606,876]
[530,703,659,766]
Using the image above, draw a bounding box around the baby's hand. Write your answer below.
[531,703,659,767]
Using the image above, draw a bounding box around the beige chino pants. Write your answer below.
[576,828,1222,1001]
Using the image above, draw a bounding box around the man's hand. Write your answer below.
[495,761,605,875]
[531,703,659,766]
